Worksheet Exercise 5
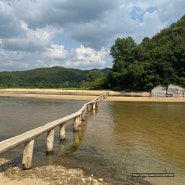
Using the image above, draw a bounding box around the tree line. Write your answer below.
[106,15,185,91]
[0,66,109,89]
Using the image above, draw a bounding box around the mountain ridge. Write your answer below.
[0,66,110,88]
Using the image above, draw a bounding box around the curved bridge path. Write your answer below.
[0,92,109,170]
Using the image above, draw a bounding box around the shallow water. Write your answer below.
[0,97,185,184]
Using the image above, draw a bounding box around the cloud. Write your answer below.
[2,21,54,52]
[0,1,23,38]
[68,21,111,49]
[44,44,68,59]
[63,46,107,69]
[0,48,34,71]
[0,0,185,71]
[157,0,185,25]
[9,0,119,49]
[11,0,119,28]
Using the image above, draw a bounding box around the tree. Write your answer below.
[87,70,104,82]
[87,70,106,90]
[110,37,138,66]
[89,77,106,90]
[108,37,139,90]
[107,15,185,91]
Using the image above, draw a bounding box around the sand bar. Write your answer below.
[0,88,185,102]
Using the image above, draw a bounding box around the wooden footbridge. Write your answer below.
[0,92,109,170]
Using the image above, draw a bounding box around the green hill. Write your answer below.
[0,66,109,88]
[108,15,185,91]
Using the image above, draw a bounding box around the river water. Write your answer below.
[0,97,185,185]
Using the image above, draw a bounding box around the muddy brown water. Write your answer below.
[0,97,185,184]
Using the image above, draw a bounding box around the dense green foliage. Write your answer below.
[0,66,109,89]
[107,15,185,91]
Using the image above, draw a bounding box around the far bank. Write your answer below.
[0,88,185,102]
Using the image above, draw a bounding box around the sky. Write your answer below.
[0,0,185,71]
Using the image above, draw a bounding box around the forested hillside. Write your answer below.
[107,15,185,91]
[0,66,109,89]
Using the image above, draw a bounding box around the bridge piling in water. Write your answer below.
[47,129,55,152]
[22,139,35,170]
[81,109,86,121]
[0,92,109,170]
[74,115,81,131]
[59,124,66,140]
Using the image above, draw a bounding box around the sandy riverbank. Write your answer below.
[0,88,185,102]
[0,158,107,185]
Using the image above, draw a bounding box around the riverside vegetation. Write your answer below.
[0,15,185,91]
[108,15,185,91]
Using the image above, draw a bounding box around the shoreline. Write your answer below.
[0,158,106,185]
[0,88,185,102]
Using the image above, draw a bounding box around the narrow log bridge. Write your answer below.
[0,92,109,170]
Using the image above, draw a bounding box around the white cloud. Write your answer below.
[64,46,107,69]
[44,44,68,59]
[0,49,32,71]
[2,21,55,52]
[0,0,185,71]
[0,1,23,38]
[35,60,59,69]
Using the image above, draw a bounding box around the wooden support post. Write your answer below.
[96,101,99,108]
[93,103,96,110]
[93,102,98,110]
[85,105,89,113]
[86,105,88,112]
[88,103,93,111]
[96,99,99,105]
[74,116,81,131]
[22,139,34,170]
[88,104,91,111]
[78,115,82,125]
[47,129,55,152]
[81,110,86,121]
[59,124,66,140]
[74,117,78,131]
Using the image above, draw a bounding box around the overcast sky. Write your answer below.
[0,0,185,71]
